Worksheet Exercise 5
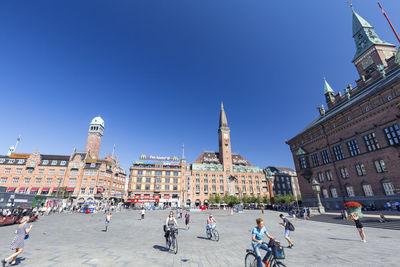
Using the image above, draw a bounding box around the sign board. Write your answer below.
[139,155,179,161]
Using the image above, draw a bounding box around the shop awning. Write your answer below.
[7,187,16,192]
[52,188,59,192]
[18,187,26,191]
[66,187,75,192]
[30,187,39,192]
[97,188,103,192]
[41,187,50,191]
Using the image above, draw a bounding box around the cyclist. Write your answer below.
[206,214,217,234]
[165,211,178,243]
[252,218,276,267]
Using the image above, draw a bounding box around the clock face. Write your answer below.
[223,133,228,140]
[361,56,374,70]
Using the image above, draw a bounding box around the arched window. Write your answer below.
[362,183,374,196]
[381,179,395,196]
[345,184,355,197]
[330,186,338,198]
[321,187,329,198]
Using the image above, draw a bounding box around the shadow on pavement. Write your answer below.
[196,236,209,240]
[12,257,26,265]
[328,237,358,242]
[153,245,168,252]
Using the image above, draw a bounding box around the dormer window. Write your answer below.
[51,160,57,165]
[90,163,96,168]
[43,160,49,165]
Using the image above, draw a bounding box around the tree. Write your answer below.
[209,195,215,205]
[262,196,271,204]
[242,195,250,204]
[215,194,221,204]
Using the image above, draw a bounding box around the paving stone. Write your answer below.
[0,210,399,266]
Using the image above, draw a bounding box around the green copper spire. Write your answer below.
[352,7,394,61]
[323,78,334,94]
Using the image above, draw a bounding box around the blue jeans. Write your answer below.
[253,243,271,267]
[206,224,215,233]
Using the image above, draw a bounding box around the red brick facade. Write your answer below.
[287,10,400,209]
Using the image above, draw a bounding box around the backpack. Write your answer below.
[287,220,295,231]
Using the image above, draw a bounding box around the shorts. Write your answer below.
[284,229,290,238]
[105,221,110,226]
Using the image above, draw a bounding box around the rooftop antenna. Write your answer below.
[182,143,185,159]
[378,2,400,43]
[346,1,354,10]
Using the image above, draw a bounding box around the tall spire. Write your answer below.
[219,102,229,130]
[351,6,394,61]
[323,78,334,94]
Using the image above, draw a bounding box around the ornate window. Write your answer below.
[362,184,374,196]
[346,184,355,197]
[347,139,361,157]
[311,153,320,167]
[325,170,333,181]
[332,145,345,161]
[317,172,324,183]
[382,181,395,196]
[330,187,338,198]
[355,163,366,176]
[299,156,307,169]
[384,124,400,146]
[374,160,386,173]
[340,167,350,179]
[321,150,331,164]
[322,188,329,198]
[363,132,380,152]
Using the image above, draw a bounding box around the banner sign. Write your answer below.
[139,155,179,161]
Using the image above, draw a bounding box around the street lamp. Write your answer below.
[311,178,325,214]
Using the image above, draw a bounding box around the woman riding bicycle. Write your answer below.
[165,211,178,242]
[252,218,276,267]
[206,214,217,233]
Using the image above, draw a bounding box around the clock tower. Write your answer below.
[85,116,104,159]
[218,103,232,172]
[351,7,396,80]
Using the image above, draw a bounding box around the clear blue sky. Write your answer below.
[1,0,399,170]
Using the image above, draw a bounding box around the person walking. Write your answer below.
[141,208,145,220]
[105,212,112,232]
[279,214,294,248]
[395,201,400,212]
[184,211,190,230]
[179,208,183,219]
[2,216,32,266]
[350,213,366,242]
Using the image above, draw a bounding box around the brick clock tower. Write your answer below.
[84,116,104,159]
[218,103,232,172]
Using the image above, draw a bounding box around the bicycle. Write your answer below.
[206,225,219,242]
[245,241,286,267]
[166,228,178,254]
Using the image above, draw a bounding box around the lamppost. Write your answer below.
[311,178,325,214]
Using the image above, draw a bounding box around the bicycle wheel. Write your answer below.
[206,229,212,239]
[213,230,219,242]
[173,236,178,254]
[167,236,172,250]
[244,252,257,267]
[272,260,286,267]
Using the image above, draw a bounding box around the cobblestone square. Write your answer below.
[1,210,400,267]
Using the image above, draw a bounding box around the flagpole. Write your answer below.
[378,2,400,43]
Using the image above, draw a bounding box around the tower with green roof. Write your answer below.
[351,6,397,80]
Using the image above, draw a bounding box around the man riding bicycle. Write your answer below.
[165,211,178,243]
[252,218,276,267]
[206,214,217,233]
